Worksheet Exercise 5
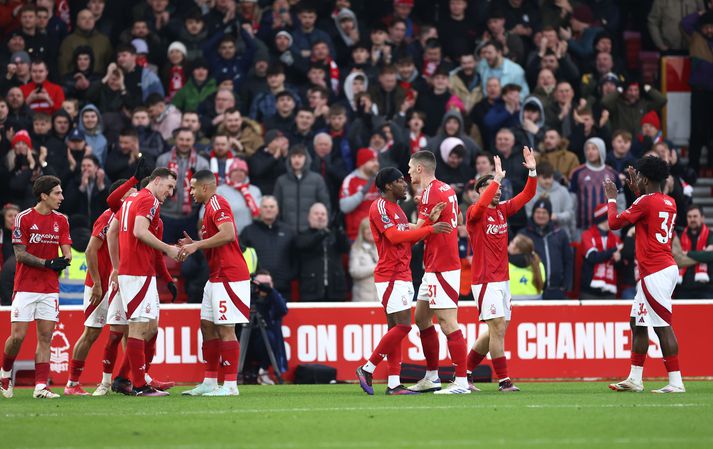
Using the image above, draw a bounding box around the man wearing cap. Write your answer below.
[579,203,622,299]
[57,9,112,77]
[339,148,380,241]
[1,51,31,93]
[601,79,667,137]
[171,58,217,113]
[263,91,297,135]
[519,197,573,299]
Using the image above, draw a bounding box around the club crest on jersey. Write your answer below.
[497,211,504,221]
[12,308,19,318]
[53,222,59,233]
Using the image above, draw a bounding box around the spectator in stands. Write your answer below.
[310,132,348,210]
[157,127,210,242]
[436,137,475,195]
[0,203,18,270]
[60,46,99,104]
[634,110,665,156]
[105,128,142,181]
[339,148,379,242]
[569,105,611,162]
[508,234,546,300]
[178,111,210,154]
[216,158,262,234]
[77,104,107,167]
[5,130,46,208]
[130,106,166,164]
[66,128,91,178]
[414,64,453,136]
[520,197,573,299]
[293,4,335,60]
[580,54,619,103]
[57,9,112,77]
[84,62,128,115]
[250,63,300,122]
[217,108,264,158]
[545,81,576,138]
[63,154,107,223]
[200,87,237,137]
[532,68,556,105]
[263,91,296,135]
[202,22,256,88]
[248,129,289,195]
[163,41,188,100]
[369,64,406,121]
[240,196,296,299]
[648,0,704,53]
[295,202,349,301]
[146,92,182,141]
[289,107,317,149]
[323,104,354,171]
[570,137,622,232]
[1,51,31,94]
[349,218,378,302]
[17,5,54,67]
[477,40,529,101]
[676,205,713,298]
[19,59,64,114]
[171,58,217,113]
[438,0,478,61]
[513,95,546,149]
[483,83,521,149]
[115,43,164,108]
[273,144,331,233]
[537,128,580,183]
[5,87,33,133]
[207,134,235,185]
[606,130,636,174]
[430,109,480,166]
[682,10,713,173]
[601,80,667,137]
[525,162,575,237]
[579,203,622,299]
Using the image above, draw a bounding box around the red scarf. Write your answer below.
[209,150,234,184]
[588,226,619,294]
[167,147,197,214]
[225,178,259,218]
[423,58,438,78]
[167,66,186,99]
[410,131,426,154]
[679,224,710,283]
[314,56,340,95]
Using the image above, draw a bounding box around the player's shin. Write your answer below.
[1,351,16,379]
[365,324,411,374]
[102,330,123,384]
[446,330,468,387]
[126,337,147,388]
[202,338,221,386]
[220,340,239,388]
[467,349,486,373]
[629,352,646,383]
[418,326,440,380]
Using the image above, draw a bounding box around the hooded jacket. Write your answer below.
[78,104,108,167]
[429,109,480,165]
[513,96,546,149]
[58,28,113,77]
[273,151,332,233]
[519,220,573,297]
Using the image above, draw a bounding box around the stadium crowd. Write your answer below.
[1,0,713,305]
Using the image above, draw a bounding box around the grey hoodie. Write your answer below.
[428,109,481,164]
[78,104,108,167]
[584,137,607,171]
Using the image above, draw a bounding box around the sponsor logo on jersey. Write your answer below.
[485,223,508,235]
[438,184,450,192]
[488,216,495,222]
[664,199,673,206]
[29,233,60,244]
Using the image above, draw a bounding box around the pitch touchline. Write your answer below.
[3,402,707,418]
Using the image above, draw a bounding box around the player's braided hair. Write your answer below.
[636,155,669,184]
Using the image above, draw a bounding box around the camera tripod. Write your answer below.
[237,308,284,384]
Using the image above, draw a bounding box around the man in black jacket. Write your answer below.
[295,203,349,301]
[247,130,289,195]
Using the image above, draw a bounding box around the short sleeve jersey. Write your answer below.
[369,198,412,283]
[117,189,160,276]
[618,192,677,277]
[84,208,114,291]
[12,208,72,294]
[202,194,250,282]
[418,179,460,272]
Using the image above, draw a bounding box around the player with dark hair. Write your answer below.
[466,147,537,392]
[1,176,72,399]
[605,156,685,393]
[407,151,468,394]
[178,170,251,397]
[356,168,451,395]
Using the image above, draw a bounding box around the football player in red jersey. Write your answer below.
[1,176,72,399]
[605,156,685,393]
[466,148,537,392]
[178,170,251,397]
[355,167,451,395]
[407,150,470,394]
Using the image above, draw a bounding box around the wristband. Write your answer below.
[608,199,617,203]
[528,169,537,177]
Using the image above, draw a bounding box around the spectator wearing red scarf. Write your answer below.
[676,205,713,299]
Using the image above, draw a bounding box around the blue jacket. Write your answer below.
[252,288,289,373]
[203,28,256,88]
[519,220,573,298]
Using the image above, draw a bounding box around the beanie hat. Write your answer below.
[229,158,249,175]
[593,203,609,224]
[167,41,187,57]
[11,130,32,149]
[439,137,465,163]
[640,110,660,130]
[275,30,293,47]
[533,197,553,217]
[356,148,377,168]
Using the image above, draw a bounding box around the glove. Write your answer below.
[45,257,70,272]
[134,156,152,181]
[167,281,178,303]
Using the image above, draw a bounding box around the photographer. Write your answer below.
[242,269,288,385]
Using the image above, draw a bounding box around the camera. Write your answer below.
[250,278,272,298]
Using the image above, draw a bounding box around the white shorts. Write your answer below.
[416,270,461,309]
[472,281,512,321]
[630,265,677,328]
[11,292,59,322]
[83,285,109,328]
[106,284,128,326]
[375,280,414,314]
[200,280,250,325]
[119,275,159,323]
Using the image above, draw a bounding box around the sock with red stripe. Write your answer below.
[144,334,157,372]
[126,337,146,389]
[102,331,123,384]
[67,359,85,385]
[220,340,239,388]
[492,356,509,382]
[446,330,467,386]
[419,325,440,379]
[202,338,220,386]
[467,349,487,373]
[364,324,411,373]
[1,352,16,376]
[629,352,646,382]
[663,355,684,387]
[34,362,49,390]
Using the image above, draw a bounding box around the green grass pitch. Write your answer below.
[2,382,712,449]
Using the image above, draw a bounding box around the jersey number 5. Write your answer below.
[656,212,675,244]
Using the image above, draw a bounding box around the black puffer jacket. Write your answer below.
[295,228,349,301]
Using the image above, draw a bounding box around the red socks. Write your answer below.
[220,340,239,382]
[492,356,509,381]
[387,339,403,376]
[117,352,131,378]
[369,324,411,366]
[467,349,486,372]
[35,362,49,387]
[126,337,146,388]
[631,352,646,367]
[203,338,220,379]
[2,352,16,372]
[446,330,467,378]
[144,334,157,372]
[68,359,85,383]
[102,331,123,375]
[419,325,440,371]
[663,355,680,372]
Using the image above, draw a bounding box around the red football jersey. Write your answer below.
[339,173,380,241]
[12,208,71,294]
[84,208,114,291]
[610,193,677,277]
[418,179,460,272]
[117,189,161,276]
[202,194,250,282]
[369,198,412,283]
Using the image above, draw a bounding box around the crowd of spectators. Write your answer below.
[1,0,713,304]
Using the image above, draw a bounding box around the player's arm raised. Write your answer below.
[85,236,103,305]
[467,156,505,225]
[507,146,538,212]
[134,216,180,259]
[604,178,631,230]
